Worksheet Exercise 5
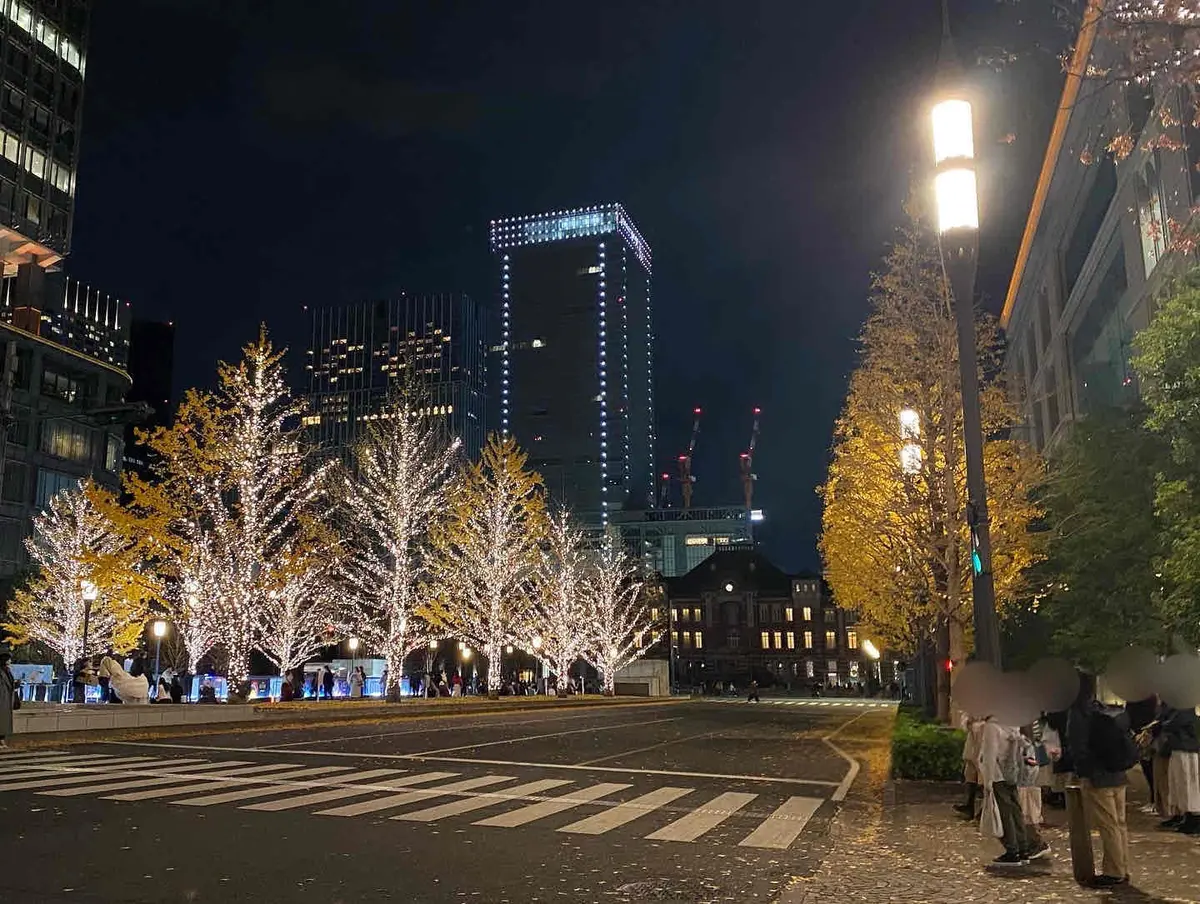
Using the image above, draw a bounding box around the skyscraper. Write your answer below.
[489,203,654,519]
[307,294,487,460]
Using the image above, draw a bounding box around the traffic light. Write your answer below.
[971,528,982,576]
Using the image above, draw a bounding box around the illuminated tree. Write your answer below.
[256,540,338,674]
[3,479,151,665]
[819,205,1043,718]
[339,390,461,700]
[583,534,658,695]
[534,508,589,689]
[428,434,545,695]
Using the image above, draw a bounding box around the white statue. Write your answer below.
[98,656,150,705]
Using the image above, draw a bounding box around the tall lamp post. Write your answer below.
[79,579,98,662]
[152,620,167,692]
[931,2,1001,668]
[531,635,543,694]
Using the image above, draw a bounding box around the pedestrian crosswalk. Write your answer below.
[0,749,829,850]
[707,697,897,710]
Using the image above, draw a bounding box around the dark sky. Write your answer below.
[67,0,1066,571]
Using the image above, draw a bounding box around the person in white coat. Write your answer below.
[349,667,364,699]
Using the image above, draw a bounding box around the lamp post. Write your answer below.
[931,2,1001,668]
[531,635,543,693]
[152,620,167,692]
[79,579,98,664]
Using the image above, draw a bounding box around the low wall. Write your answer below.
[14,703,261,735]
[614,659,669,696]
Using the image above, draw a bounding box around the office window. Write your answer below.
[677,607,686,622]
[804,631,813,649]
[805,660,815,678]
[671,630,679,645]
[847,630,859,651]
[773,631,782,650]
[36,468,76,509]
[760,631,770,650]
[758,604,769,623]
[692,607,701,623]
[694,631,703,650]
[682,631,691,648]
[785,607,793,622]
[802,607,812,621]
[651,607,660,622]
[40,420,90,463]
[772,604,782,623]
[786,632,795,650]
[824,608,836,623]
[2,460,27,503]
[728,630,739,648]
[41,368,80,402]
[828,660,839,674]
[826,630,837,648]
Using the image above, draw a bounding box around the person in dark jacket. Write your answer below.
[1159,703,1200,834]
[0,646,17,748]
[1066,673,1131,888]
[1126,694,1158,809]
[322,666,335,701]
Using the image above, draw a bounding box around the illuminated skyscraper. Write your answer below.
[489,203,654,518]
[307,294,486,461]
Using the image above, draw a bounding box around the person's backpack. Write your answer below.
[1090,704,1140,773]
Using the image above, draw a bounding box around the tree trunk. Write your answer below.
[486,641,501,695]
[947,616,967,725]
[935,616,951,723]
[386,649,406,701]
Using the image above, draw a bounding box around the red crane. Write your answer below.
[677,407,702,511]
[740,407,761,512]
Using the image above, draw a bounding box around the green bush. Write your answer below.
[890,708,965,780]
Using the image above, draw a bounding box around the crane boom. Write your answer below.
[678,407,701,511]
[740,407,761,512]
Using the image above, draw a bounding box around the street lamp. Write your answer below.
[900,408,923,476]
[152,620,167,693]
[79,579,98,665]
[931,3,1001,668]
[348,636,359,683]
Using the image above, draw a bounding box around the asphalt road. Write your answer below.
[0,699,888,904]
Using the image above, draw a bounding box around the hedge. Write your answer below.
[890,707,966,780]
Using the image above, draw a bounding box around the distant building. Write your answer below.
[122,319,174,477]
[0,274,130,368]
[307,295,487,461]
[490,203,655,519]
[1003,14,1200,449]
[663,549,889,690]
[607,505,755,578]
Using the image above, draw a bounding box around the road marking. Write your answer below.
[399,718,681,758]
[102,742,839,787]
[39,761,257,796]
[0,759,205,792]
[737,796,822,849]
[558,786,693,835]
[316,774,514,818]
[579,730,718,766]
[823,710,869,802]
[392,778,572,822]
[105,763,313,800]
[1,751,74,766]
[645,791,758,842]
[174,766,357,806]
[0,755,162,774]
[243,771,457,811]
[473,782,632,828]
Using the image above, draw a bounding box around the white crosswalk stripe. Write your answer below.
[317,774,514,818]
[0,750,67,763]
[40,760,257,797]
[242,770,455,812]
[737,796,822,849]
[558,786,693,835]
[645,791,758,842]
[473,781,631,828]
[173,766,357,806]
[106,763,317,801]
[0,759,205,792]
[392,778,571,822]
[0,755,163,776]
[1,752,76,768]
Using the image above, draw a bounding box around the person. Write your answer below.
[279,673,295,702]
[169,673,183,705]
[0,645,17,749]
[129,650,146,680]
[322,665,335,700]
[154,675,172,703]
[1067,672,1132,888]
[349,666,364,699]
[1159,702,1200,835]
[955,715,985,819]
[451,673,463,697]
[979,716,1048,864]
[1127,694,1159,814]
[747,679,760,703]
[98,649,114,703]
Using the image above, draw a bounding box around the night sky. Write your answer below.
[66,1,1065,571]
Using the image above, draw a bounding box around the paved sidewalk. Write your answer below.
[780,777,1200,903]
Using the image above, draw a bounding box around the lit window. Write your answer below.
[650,607,660,622]
[694,631,703,650]
[802,607,812,621]
[826,631,837,648]
[828,660,839,674]
[760,632,770,650]
[848,631,858,650]
[804,631,813,649]
[773,631,782,650]
[786,632,795,650]
[785,607,793,622]
[692,607,701,622]
[671,630,679,645]
[678,608,687,622]
[682,631,691,648]
[805,661,815,678]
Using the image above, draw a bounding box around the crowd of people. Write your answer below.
[958,671,1199,887]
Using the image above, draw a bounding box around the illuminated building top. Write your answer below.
[489,203,652,273]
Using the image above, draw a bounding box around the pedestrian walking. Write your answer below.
[979,716,1048,864]
[279,673,295,702]
[747,680,760,703]
[98,649,113,703]
[349,666,364,699]
[1067,672,1134,888]
[0,645,17,749]
[451,674,463,697]
[1159,702,1200,835]
[322,666,335,700]
[955,714,985,819]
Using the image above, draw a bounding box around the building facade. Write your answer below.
[307,294,487,461]
[1004,17,1200,449]
[609,505,755,578]
[663,549,878,690]
[489,203,654,519]
[0,273,129,367]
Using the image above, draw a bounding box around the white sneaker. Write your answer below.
[1139,803,1159,815]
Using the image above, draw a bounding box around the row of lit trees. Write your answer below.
[1,329,661,697]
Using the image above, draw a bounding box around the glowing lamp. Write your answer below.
[934,169,979,233]
[80,580,98,602]
[899,408,920,440]
[862,639,881,661]
[931,98,973,164]
[152,620,167,639]
[348,637,359,652]
[531,636,543,651]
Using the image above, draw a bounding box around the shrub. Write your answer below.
[891,707,965,780]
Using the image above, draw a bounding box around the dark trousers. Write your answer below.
[1140,758,1155,799]
[747,691,759,702]
[994,781,1034,855]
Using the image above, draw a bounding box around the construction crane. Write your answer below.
[740,407,761,513]
[658,471,672,508]
[677,407,702,512]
